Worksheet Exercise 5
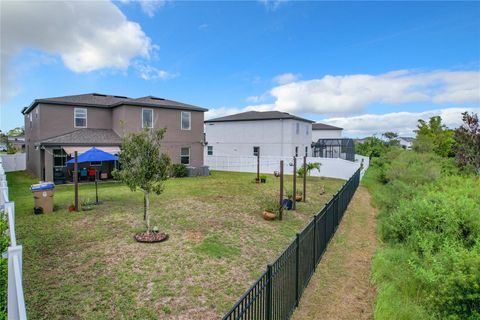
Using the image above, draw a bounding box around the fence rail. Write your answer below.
[223,168,361,320]
[0,158,27,320]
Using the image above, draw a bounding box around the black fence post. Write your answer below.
[266,264,272,320]
[222,169,363,320]
[313,214,317,270]
[295,233,300,307]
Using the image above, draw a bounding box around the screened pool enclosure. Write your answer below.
[312,138,355,161]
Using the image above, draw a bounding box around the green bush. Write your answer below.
[170,164,188,178]
[364,148,480,320]
[0,210,8,319]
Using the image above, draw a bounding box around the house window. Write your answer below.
[253,146,260,156]
[295,146,299,157]
[142,109,153,128]
[181,112,191,130]
[181,147,190,165]
[305,146,308,156]
[29,113,32,128]
[35,108,39,119]
[306,125,309,135]
[53,149,68,167]
[74,108,87,128]
[207,146,213,156]
[296,122,299,134]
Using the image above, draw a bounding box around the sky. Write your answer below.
[1,0,479,137]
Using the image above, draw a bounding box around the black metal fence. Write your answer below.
[223,169,361,320]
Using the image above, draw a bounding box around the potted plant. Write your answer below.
[260,175,267,183]
[295,190,303,202]
[282,191,293,210]
[263,197,281,221]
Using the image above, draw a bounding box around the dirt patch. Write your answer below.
[185,230,204,243]
[292,186,377,320]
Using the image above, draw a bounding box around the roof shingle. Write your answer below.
[23,93,207,114]
[41,129,121,146]
[205,111,314,123]
[312,123,343,130]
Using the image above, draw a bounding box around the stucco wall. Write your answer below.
[38,104,112,140]
[205,119,312,158]
[112,105,205,166]
[312,129,343,141]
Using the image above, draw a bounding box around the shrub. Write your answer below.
[170,164,188,178]
[365,146,480,320]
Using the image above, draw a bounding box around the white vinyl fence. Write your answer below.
[0,158,27,319]
[0,154,26,172]
[205,155,369,180]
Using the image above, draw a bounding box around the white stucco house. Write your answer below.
[398,136,415,150]
[204,111,314,157]
[311,123,343,141]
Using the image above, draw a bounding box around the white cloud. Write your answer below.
[273,72,300,85]
[258,0,288,11]
[269,70,480,114]
[1,0,153,101]
[118,0,166,17]
[322,107,480,137]
[198,23,209,31]
[134,63,178,80]
[138,0,166,17]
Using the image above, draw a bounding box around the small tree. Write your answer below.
[383,131,400,146]
[414,116,455,157]
[113,128,171,231]
[454,112,480,174]
[297,162,321,177]
[355,136,387,158]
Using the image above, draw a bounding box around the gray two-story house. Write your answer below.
[22,93,208,182]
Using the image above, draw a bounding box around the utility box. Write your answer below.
[31,182,55,213]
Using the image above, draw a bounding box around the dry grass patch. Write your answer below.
[291,187,377,320]
[9,170,344,319]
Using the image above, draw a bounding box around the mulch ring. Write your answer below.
[134,231,169,243]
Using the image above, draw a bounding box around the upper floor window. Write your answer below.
[295,146,299,157]
[253,146,260,156]
[306,124,309,135]
[207,146,213,156]
[74,108,87,128]
[181,112,191,130]
[142,109,153,128]
[305,146,308,156]
[296,122,300,134]
[29,113,32,128]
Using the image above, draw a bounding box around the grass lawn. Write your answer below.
[9,170,344,319]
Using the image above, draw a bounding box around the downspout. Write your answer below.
[280,119,284,156]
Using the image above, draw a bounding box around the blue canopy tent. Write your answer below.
[66,147,119,164]
[67,147,119,205]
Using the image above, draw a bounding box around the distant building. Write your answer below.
[205,111,314,157]
[7,135,25,152]
[398,137,415,150]
[311,123,343,141]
